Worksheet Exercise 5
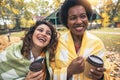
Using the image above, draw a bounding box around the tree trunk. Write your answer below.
[110,0,120,22]
[14,15,21,30]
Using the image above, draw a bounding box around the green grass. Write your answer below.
[88,28,120,52]
[11,31,26,37]
[90,28,120,32]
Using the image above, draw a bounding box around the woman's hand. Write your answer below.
[89,67,106,80]
[67,56,85,78]
[25,70,45,80]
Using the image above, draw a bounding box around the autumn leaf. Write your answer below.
[11,7,19,14]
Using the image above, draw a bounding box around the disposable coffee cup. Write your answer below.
[84,55,104,78]
[29,58,44,73]
[29,61,43,73]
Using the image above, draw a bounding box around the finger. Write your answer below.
[33,72,45,80]
[76,57,84,64]
[80,61,85,72]
[90,67,106,75]
[77,56,83,60]
[31,70,43,78]
[97,67,106,72]
[25,71,32,80]
[90,69,103,79]
[90,73,103,80]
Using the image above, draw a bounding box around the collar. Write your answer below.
[30,50,45,62]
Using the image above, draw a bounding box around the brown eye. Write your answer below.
[46,31,51,36]
[37,28,43,32]
[69,16,76,20]
[80,14,87,19]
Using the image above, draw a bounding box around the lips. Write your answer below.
[76,26,83,30]
[38,37,47,43]
[74,26,84,32]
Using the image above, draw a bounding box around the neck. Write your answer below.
[72,34,83,44]
[31,47,42,59]
[71,34,83,53]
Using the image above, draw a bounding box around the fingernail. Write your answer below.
[97,68,100,70]
[90,69,94,72]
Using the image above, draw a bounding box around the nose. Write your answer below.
[41,31,46,36]
[76,18,82,24]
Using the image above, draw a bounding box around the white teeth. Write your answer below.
[76,27,83,29]
[76,26,83,31]
[38,37,46,42]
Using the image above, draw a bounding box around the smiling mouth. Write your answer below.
[75,26,84,31]
[38,37,46,43]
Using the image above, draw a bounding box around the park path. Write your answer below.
[89,31,120,35]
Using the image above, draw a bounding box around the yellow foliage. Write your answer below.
[21,18,35,28]
[6,5,11,11]
[29,19,35,25]
[55,2,59,8]
[12,8,19,14]
[54,0,60,8]
[105,0,112,5]
[21,18,27,27]
[101,13,108,18]
[27,19,35,27]
[88,0,98,6]
[96,19,102,24]
[101,12,110,27]
[102,17,110,28]
[1,11,5,15]
[15,0,20,2]
[113,17,118,22]
[104,6,111,12]
[15,0,24,5]
[0,1,6,6]
[7,24,14,29]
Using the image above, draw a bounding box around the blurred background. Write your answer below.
[0,0,120,79]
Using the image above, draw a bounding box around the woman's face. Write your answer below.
[67,5,88,36]
[32,24,52,48]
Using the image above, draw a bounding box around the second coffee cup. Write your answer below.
[84,55,104,79]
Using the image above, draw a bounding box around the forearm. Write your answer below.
[67,65,73,80]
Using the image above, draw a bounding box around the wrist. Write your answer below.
[67,67,72,80]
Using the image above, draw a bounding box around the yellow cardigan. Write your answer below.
[50,30,110,80]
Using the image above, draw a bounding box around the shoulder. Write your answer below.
[85,31,103,43]
[0,41,23,60]
[58,29,70,40]
[6,40,23,50]
[0,41,30,79]
[84,31,105,50]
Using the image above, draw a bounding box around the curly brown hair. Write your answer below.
[21,20,58,61]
